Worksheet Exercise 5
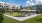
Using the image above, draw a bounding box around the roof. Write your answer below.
[28,10,36,11]
[20,9,36,11]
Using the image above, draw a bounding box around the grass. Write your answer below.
[10,12,22,16]
[3,16,20,23]
[4,12,22,16]
[3,14,42,23]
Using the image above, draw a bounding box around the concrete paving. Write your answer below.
[4,14,40,21]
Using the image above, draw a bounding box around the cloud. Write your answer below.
[26,0,35,6]
[26,0,42,6]
[36,0,42,2]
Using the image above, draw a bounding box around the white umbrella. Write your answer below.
[20,9,28,11]
[28,10,36,11]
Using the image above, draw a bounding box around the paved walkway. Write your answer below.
[4,14,40,21]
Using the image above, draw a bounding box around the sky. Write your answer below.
[0,0,42,7]
[26,0,42,6]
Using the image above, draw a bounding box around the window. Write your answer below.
[4,4,5,5]
[4,6,5,7]
[12,9,15,10]
[6,6,9,7]
[12,7,15,8]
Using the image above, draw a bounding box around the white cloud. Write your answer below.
[31,0,32,1]
[36,0,42,2]
[26,0,34,6]
[26,1,30,3]
[29,2,34,5]
[26,0,42,6]
[26,0,35,6]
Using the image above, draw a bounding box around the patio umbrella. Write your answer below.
[20,9,28,11]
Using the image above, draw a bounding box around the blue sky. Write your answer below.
[0,0,28,7]
[0,0,42,6]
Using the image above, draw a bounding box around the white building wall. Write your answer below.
[0,2,20,9]
[0,2,7,8]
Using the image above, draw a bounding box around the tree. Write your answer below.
[28,6,32,16]
[0,5,6,23]
[36,10,40,16]
[20,6,23,10]
[0,8,5,23]
[36,5,42,16]
[30,6,32,10]
[26,6,28,10]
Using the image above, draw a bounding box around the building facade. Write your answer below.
[0,2,20,12]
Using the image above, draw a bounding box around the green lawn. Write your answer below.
[5,12,22,16]
[3,14,42,23]
[10,12,22,16]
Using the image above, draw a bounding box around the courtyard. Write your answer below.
[0,0,42,23]
[3,14,42,23]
